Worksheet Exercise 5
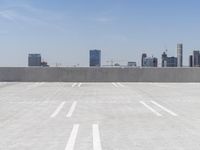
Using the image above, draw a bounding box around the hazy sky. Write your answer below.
[0,0,200,67]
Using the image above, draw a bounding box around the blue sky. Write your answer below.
[0,0,200,67]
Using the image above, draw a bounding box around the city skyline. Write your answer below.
[27,44,200,68]
[1,0,200,66]
[9,43,200,67]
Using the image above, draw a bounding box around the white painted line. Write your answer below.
[140,101,162,117]
[93,124,102,150]
[66,101,77,118]
[151,101,178,116]
[50,101,66,118]
[65,124,79,150]
[78,83,82,87]
[112,82,118,88]
[117,83,125,87]
[72,83,77,87]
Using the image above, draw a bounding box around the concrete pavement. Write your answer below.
[0,82,200,149]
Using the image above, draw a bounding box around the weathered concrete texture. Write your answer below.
[0,67,200,82]
[1,82,200,150]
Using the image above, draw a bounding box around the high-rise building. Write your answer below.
[189,55,193,67]
[161,52,177,67]
[177,43,183,67]
[28,54,41,66]
[143,57,158,67]
[193,51,200,67]
[89,49,101,67]
[188,50,200,67]
[141,53,147,67]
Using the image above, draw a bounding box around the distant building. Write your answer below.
[177,43,183,67]
[161,52,168,67]
[188,50,200,67]
[167,57,177,67]
[89,50,101,67]
[127,62,137,67]
[189,55,193,67]
[28,54,41,67]
[143,57,158,67]
[114,63,120,67]
[141,53,147,67]
[193,50,200,67]
[161,52,177,67]
[41,61,49,67]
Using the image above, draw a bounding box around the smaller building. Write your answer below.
[189,55,193,67]
[114,63,120,67]
[143,57,158,67]
[167,57,177,67]
[161,52,177,67]
[28,54,41,67]
[141,53,147,67]
[41,61,49,67]
[161,52,168,67]
[127,62,137,67]
[89,49,101,67]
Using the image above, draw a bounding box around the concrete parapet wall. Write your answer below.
[0,67,200,82]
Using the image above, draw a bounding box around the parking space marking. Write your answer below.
[93,124,102,150]
[50,101,66,118]
[72,83,77,87]
[78,83,82,87]
[140,101,162,116]
[66,101,77,118]
[72,83,82,87]
[151,100,178,116]
[112,83,118,88]
[117,83,125,87]
[65,124,79,150]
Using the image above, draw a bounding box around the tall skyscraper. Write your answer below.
[89,49,101,67]
[141,53,147,67]
[177,43,183,67]
[28,54,41,67]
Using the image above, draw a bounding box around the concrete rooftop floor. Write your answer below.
[0,82,200,150]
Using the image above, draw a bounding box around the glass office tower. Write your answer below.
[90,50,101,67]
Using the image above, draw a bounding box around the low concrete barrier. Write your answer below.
[0,67,200,82]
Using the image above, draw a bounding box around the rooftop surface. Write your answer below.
[0,82,200,150]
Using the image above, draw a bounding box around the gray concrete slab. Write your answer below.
[0,82,200,150]
[2,67,200,82]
